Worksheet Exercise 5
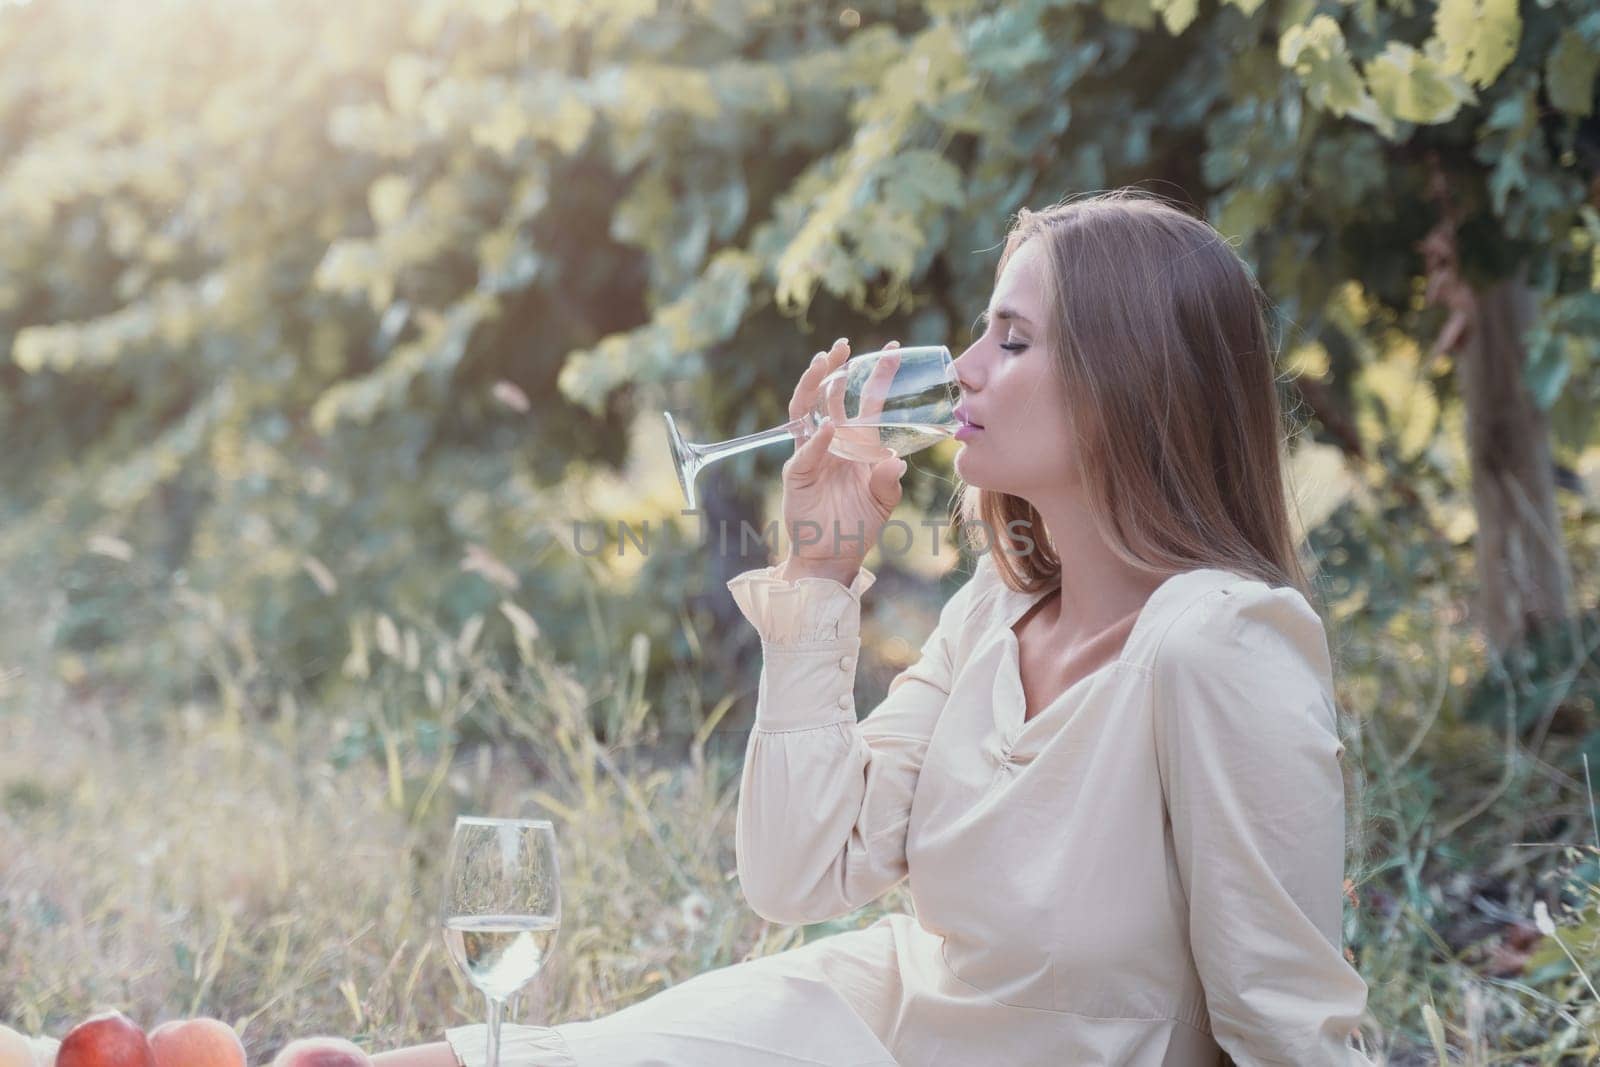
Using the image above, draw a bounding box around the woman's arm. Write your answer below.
[1151,580,1373,1066]
[370,1043,458,1067]
[724,557,985,925]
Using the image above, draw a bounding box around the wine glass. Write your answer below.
[441,816,562,1067]
[662,343,959,509]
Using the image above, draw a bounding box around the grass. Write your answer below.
[1328,489,1600,1064]
[2,490,1599,1064]
[0,599,909,1063]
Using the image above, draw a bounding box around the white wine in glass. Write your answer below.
[662,344,959,509]
[441,817,562,1067]
[443,914,561,1002]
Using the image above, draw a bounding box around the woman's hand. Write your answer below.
[778,338,907,587]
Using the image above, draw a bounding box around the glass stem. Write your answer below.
[485,994,504,1067]
[696,414,812,469]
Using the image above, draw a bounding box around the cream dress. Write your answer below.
[446,554,1374,1066]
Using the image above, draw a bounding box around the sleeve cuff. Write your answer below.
[725,564,877,647]
[443,1023,578,1067]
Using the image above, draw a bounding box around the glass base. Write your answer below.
[662,411,699,510]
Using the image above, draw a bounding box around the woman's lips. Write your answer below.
[954,422,983,440]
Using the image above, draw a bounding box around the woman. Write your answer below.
[376,189,1374,1066]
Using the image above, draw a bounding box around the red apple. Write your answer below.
[57,1013,154,1067]
[270,1037,371,1067]
[0,1024,35,1067]
[148,1019,245,1067]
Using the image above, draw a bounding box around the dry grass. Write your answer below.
[0,628,909,1062]
[2,497,1599,1063]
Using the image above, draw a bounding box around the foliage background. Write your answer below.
[3,0,1600,1062]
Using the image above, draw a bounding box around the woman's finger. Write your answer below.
[826,337,850,369]
[825,364,850,426]
[789,349,831,426]
[867,452,907,511]
[861,351,900,421]
[787,417,836,482]
[789,339,851,427]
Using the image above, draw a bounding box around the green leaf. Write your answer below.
[1546,28,1600,117]
[1213,184,1283,243]
[557,251,756,416]
[1278,16,1390,133]
[1434,0,1520,88]
[1101,0,1158,30]
[1524,331,1574,410]
[311,297,493,433]
[877,149,965,211]
[1155,0,1200,35]
[1523,292,1600,411]
[1365,40,1477,126]
[1355,341,1441,460]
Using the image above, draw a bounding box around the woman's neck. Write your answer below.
[1024,495,1165,648]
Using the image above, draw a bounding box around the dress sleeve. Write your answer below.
[443,1023,576,1067]
[1151,580,1373,1066]
[724,560,983,925]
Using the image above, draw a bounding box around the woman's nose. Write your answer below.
[952,343,982,392]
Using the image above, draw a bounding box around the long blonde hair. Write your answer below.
[957,189,1316,606]
[953,192,1368,903]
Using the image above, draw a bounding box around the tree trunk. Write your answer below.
[1456,266,1570,652]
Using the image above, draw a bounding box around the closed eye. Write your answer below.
[1000,342,1028,352]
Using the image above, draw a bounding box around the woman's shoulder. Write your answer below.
[904,554,1015,664]
[937,551,1016,627]
[1149,569,1333,690]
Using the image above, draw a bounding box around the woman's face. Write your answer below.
[950,238,1079,496]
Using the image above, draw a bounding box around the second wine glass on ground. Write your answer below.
[441,816,563,1067]
[662,343,959,509]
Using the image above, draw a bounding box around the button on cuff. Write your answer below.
[749,642,865,731]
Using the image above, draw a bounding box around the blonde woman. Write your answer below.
[375,189,1373,1066]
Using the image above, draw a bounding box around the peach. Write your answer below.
[56,1013,154,1067]
[0,1024,35,1067]
[270,1037,371,1067]
[148,1020,245,1067]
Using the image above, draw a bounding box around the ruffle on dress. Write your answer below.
[725,564,877,646]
